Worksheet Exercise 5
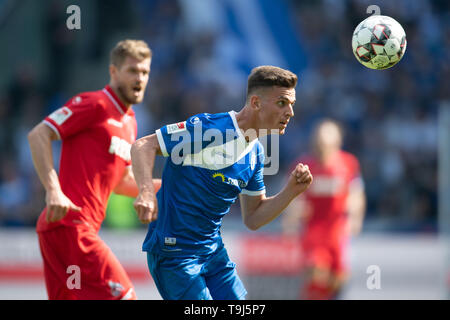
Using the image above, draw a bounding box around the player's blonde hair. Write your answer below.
[110,39,152,68]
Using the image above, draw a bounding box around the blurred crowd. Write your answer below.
[0,0,447,231]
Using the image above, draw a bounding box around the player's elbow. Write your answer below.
[243,215,261,231]
[131,137,148,158]
[130,139,142,158]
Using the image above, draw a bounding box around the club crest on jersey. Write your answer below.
[167,121,187,134]
[48,106,72,125]
[72,96,82,104]
[108,280,124,297]
[109,136,131,162]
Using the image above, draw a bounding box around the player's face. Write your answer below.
[313,122,342,156]
[112,56,151,105]
[256,86,296,135]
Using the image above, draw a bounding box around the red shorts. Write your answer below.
[301,240,348,278]
[37,226,136,300]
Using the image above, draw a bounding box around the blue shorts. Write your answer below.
[147,246,247,300]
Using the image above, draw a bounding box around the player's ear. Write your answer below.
[250,95,261,110]
[109,64,118,80]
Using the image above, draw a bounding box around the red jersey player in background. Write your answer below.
[27,40,160,300]
[282,119,366,300]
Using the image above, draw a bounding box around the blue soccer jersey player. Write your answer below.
[131,66,313,300]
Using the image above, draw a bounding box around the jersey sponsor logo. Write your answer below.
[167,121,187,134]
[108,136,131,162]
[212,172,247,188]
[309,175,344,196]
[107,118,123,128]
[48,106,73,125]
[211,148,233,160]
[181,134,257,171]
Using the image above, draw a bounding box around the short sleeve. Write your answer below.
[347,154,364,191]
[43,94,103,140]
[155,114,213,158]
[241,146,266,196]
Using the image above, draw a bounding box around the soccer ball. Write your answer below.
[352,15,407,70]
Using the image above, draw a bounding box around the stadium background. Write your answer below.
[0,0,448,299]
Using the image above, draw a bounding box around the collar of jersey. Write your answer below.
[228,110,257,145]
[103,85,131,115]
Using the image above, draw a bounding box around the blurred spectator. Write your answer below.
[0,158,29,226]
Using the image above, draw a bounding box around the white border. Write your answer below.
[155,129,169,157]
[241,188,266,196]
[42,120,62,140]
[228,110,245,141]
[103,88,124,115]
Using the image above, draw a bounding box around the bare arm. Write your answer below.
[130,133,162,224]
[27,122,81,222]
[240,163,313,231]
[113,166,162,198]
[281,195,311,235]
[346,180,366,236]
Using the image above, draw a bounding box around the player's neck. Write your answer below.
[108,83,132,110]
[235,107,260,142]
[316,149,338,165]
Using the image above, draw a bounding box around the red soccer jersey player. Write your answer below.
[36,85,138,233]
[283,120,366,300]
[28,40,160,300]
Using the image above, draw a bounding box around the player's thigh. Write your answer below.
[37,230,77,300]
[329,245,349,289]
[147,253,212,300]
[204,247,247,300]
[302,245,335,286]
[76,229,135,300]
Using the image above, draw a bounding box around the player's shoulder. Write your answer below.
[297,153,315,166]
[66,88,106,109]
[339,150,358,163]
[288,153,313,173]
[187,112,232,128]
[186,112,212,124]
[338,150,360,170]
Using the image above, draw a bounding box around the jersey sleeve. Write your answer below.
[43,94,103,140]
[347,154,364,191]
[241,145,266,196]
[155,114,212,158]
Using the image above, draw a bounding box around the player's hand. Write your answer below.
[133,191,158,224]
[45,189,82,223]
[289,163,313,195]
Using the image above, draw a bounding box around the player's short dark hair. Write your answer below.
[110,39,152,68]
[246,66,298,97]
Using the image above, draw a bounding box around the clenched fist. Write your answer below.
[45,189,82,223]
[288,163,313,195]
[133,190,158,224]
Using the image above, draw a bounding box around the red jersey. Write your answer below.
[36,85,137,233]
[296,150,362,246]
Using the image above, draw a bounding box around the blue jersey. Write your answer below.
[142,111,266,257]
